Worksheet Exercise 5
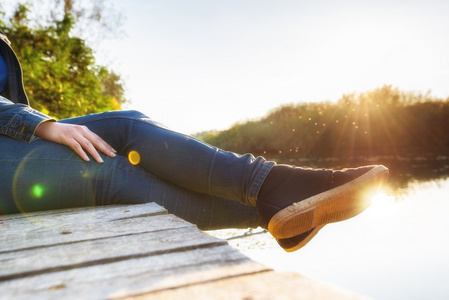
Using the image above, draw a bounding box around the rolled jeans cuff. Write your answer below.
[246,160,275,206]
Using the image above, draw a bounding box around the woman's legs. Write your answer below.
[60,110,275,206]
[1,109,389,250]
[0,135,261,229]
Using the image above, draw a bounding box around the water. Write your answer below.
[208,177,449,300]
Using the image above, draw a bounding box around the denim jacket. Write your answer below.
[0,30,53,142]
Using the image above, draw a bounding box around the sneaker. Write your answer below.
[257,165,389,239]
[276,225,325,252]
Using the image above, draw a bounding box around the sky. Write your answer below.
[41,0,449,133]
[93,0,449,134]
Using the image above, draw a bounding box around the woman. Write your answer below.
[0,30,388,252]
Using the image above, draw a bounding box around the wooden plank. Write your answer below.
[142,271,369,300]
[0,245,271,300]
[0,213,192,253]
[0,226,226,280]
[0,203,166,228]
[0,203,369,300]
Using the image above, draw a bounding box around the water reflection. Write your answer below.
[209,177,449,300]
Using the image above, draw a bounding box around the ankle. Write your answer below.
[258,165,333,207]
[256,165,333,227]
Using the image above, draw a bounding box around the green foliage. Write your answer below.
[1,3,126,118]
[202,85,449,160]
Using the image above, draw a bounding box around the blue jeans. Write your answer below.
[0,110,274,229]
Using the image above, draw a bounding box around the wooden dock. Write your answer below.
[0,203,367,299]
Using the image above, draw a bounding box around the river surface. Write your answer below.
[208,177,449,300]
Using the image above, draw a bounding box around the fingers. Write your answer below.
[69,140,92,162]
[64,125,117,163]
[89,132,117,158]
[81,129,117,163]
[75,136,105,163]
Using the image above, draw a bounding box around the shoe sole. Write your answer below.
[276,225,325,252]
[268,165,389,239]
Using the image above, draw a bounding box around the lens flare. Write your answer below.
[128,150,141,165]
[31,185,45,198]
[12,149,95,214]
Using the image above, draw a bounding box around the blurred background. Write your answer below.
[2,1,448,299]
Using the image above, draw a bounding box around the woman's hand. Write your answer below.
[35,121,117,163]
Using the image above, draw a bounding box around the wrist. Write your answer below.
[35,120,57,138]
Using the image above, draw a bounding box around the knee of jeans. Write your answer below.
[97,110,167,131]
[102,110,148,119]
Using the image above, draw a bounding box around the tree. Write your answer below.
[1,0,123,47]
[202,85,449,160]
[0,3,127,118]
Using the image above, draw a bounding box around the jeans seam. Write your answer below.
[207,148,219,196]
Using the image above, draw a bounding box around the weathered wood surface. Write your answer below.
[0,203,367,300]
